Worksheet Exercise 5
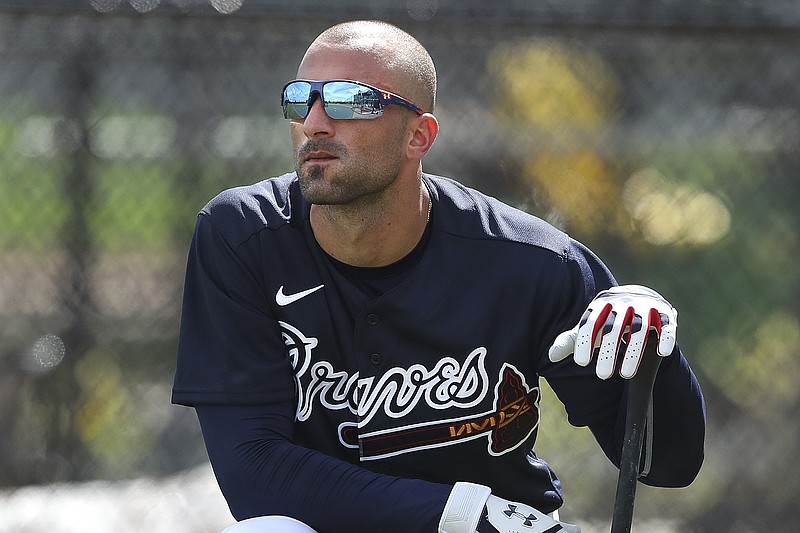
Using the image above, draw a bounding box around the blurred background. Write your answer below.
[0,0,798,531]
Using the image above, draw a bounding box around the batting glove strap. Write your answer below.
[438,482,492,533]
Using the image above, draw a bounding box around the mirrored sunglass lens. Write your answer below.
[324,82,382,119]
[283,82,311,118]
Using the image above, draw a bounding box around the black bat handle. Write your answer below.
[610,333,662,533]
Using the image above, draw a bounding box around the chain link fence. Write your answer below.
[1,1,799,531]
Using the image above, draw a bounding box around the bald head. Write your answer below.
[299,21,437,113]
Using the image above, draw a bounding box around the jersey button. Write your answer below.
[369,353,383,365]
[366,313,380,326]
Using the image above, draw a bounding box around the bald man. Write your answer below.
[173,20,705,533]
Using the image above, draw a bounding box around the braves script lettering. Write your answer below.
[279,321,489,426]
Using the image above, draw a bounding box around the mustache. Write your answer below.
[298,139,347,160]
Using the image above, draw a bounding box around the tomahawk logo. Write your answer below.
[343,363,540,459]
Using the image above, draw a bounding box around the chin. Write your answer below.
[298,179,339,205]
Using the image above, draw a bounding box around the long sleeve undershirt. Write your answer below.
[196,402,452,532]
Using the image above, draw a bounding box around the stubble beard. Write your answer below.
[296,141,403,207]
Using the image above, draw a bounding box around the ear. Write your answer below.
[406,113,439,160]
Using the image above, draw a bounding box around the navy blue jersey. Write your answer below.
[172,173,705,531]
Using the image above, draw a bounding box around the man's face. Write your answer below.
[290,44,412,206]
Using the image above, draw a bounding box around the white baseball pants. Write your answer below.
[222,516,317,533]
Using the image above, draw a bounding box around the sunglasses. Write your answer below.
[281,79,424,120]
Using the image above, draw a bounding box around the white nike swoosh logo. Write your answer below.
[276,284,324,306]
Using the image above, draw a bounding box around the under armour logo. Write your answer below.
[503,504,538,527]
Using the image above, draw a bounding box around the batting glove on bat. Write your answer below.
[439,482,580,533]
[548,285,677,380]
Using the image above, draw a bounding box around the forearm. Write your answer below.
[196,404,451,532]
[635,347,706,487]
[597,347,706,487]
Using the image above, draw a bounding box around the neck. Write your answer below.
[310,177,431,267]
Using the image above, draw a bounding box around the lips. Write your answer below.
[304,151,337,163]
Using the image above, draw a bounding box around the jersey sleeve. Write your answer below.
[539,239,706,488]
[196,402,452,532]
[172,212,294,406]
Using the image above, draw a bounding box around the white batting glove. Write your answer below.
[439,482,580,533]
[548,285,677,380]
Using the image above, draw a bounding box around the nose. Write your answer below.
[301,95,334,138]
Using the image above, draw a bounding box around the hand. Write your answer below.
[548,285,677,379]
[439,482,580,533]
